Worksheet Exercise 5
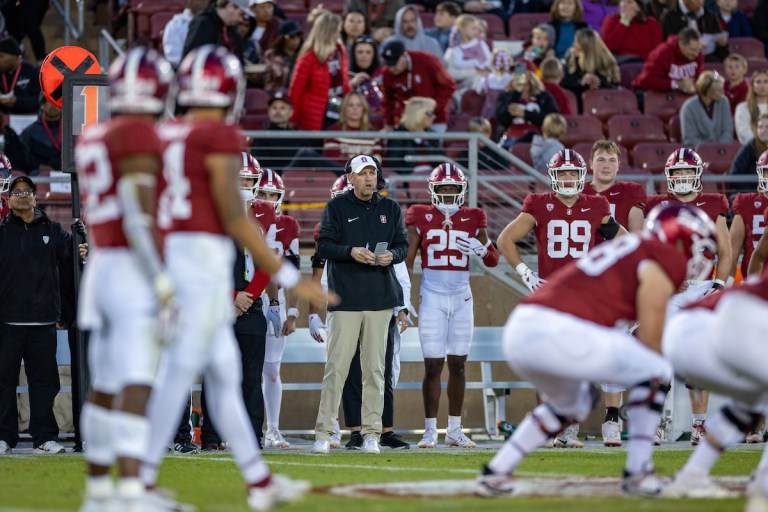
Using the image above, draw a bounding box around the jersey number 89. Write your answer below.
[547,219,591,258]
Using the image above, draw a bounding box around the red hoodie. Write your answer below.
[631,35,704,91]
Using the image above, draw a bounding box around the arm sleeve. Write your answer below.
[393,261,411,308]
[287,53,311,123]
[632,49,672,90]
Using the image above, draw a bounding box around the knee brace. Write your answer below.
[707,405,762,449]
[113,411,149,460]
[531,403,572,437]
[628,379,671,413]
[81,402,115,466]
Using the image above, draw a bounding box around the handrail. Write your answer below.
[98,29,125,72]
[51,0,84,44]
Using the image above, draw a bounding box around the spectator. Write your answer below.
[346,0,405,29]
[312,154,409,454]
[550,0,589,59]
[162,0,210,67]
[237,17,263,66]
[462,0,516,24]
[250,0,281,56]
[386,96,442,176]
[19,95,62,175]
[0,176,73,455]
[341,9,369,50]
[0,153,11,220]
[540,57,574,115]
[735,70,768,144]
[288,12,351,132]
[723,53,748,114]
[380,40,456,132]
[0,37,40,115]
[1,0,48,63]
[583,0,619,30]
[250,92,304,170]
[444,14,492,99]
[561,27,620,109]
[680,70,734,146]
[475,48,514,119]
[714,0,752,38]
[754,0,768,56]
[0,112,27,172]
[262,20,304,93]
[519,24,556,67]
[600,0,663,61]
[731,113,768,193]
[495,62,560,141]
[425,1,461,53]
[349,35,384,122]
[458,117,509,170]
[530,113,567,172]
[381,5,443,61]
[631,27,704,93]
[183,0,253,59]
[647,0,671,20]
[661,0,729,62]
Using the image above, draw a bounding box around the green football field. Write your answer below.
[0,444,761,511]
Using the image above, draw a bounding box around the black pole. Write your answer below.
[70,172,89,418]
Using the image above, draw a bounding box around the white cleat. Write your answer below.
[663,470,738,498]
[475,465,515,497]
[418,429,438,449]
[747,429,766,444]
[602,421,622,447]
[264,430,290,449]
[445,429,477,448]
[555,424,583,448]
[0,440,11,455]
[362,437,380,454]
[622,467,664,497]
[329,422,342,449]
[248,474,311,511]
[311,439,330,454]
[34,440,66,454]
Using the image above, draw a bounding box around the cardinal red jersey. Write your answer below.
[732,192,768,277]
[406,204,487,294]
[522,192,611,279]
[156,118,243,234]
[76,117,163,248]
[525,234,688,327]
[0,200,8,221]
[583,181,646,228]
[275,213,300,256]
[646,193,729,223]
[251,200,277,235]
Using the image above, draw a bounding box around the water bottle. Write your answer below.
[497,420,516,437]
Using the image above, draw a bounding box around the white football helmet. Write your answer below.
[428,163,467,215]
[0,152,11,195]
[757,150,768,193]
[257,169,285,212]
[239,152,262,203]
[548,149,586,197]
[665,148,703,195]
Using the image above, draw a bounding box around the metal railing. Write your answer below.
[98,29,125,71]
[51,0,85,44]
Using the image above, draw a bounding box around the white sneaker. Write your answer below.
[34,440,66,454]
[311,439,329,454]
[418,429,438,448]
[555,424,583,448]
[0,440,11,454]
[248,474,311,511]
[747,429,766,444]
[663,470,738,498]
[264,429,290,449]
[329,421,342,449]
[602,421,622,447]
[362,437,380,454]
[445,429,476,448]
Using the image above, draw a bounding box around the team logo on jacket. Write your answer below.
[546,204,554,212]
[43,236,49,244]
[425,214,433,222]
[380,215,387,224]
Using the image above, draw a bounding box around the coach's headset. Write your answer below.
[343,155,388,192]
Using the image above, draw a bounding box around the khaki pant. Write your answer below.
[315,309,392,441]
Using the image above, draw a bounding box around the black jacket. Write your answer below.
[0,208,72,323]
[729,141,759,195]
[183,6,242,60]
[0,61,40,115]
[318,191,408,311]
[494,89,559,133]
[661,2,729,62]
[19,118,62,173]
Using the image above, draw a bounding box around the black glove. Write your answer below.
[72,219,86,237]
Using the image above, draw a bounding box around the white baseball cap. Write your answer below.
[250,0,274,4]
[348,155,377,174]
[229,0,255,16]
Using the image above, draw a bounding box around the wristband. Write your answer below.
[274,261,301,289]
[515,263,529,276]
[287,307,299,318]
[712,279,725,290]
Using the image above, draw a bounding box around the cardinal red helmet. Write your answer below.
[330,174,352,198]
[428,163,467,213]
[644,202,718,281]
[257,168,285,212]
[239,152,262,203]
[0,152,11,195]
[175,45,245,123]
[108,46,173,115]
[757,150,768,193]
[547,149,586,196]
[664,148,703,195]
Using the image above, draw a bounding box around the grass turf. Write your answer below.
[0,447,760,511]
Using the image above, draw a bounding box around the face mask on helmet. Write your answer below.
[257,169,285,212]
[549,168,585,197]
[430,183,465,215]
[757,152,768,193]
[686,232,718,281]
[666,167,702,195]
[239,153,261,204]
[0,164,10,195]
[330,175,352,198]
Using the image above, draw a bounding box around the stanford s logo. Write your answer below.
[546,204,554,212]
[380,215,387,224]
[43,236,49,244]
[425,214,433,222]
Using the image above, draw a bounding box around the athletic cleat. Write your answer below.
[172,442,199,454]
[362,437,380,454]
[345,431,363,450]
[602,421,622,447]
[34,440,66,454]
[622,466,663,497]
[248,474,311,511]
[747,428,766,444]
[0,440,11,454]
[555,424,583,448]
[418,429,438,448]
[475,465,515,497]
[329,423,342,449]
[379,431,410,450]
[264,429,290,449]
[200,442,226,451]
[663,470,738,498]
[445,429,476,448]
[311,439,329,454]
[691,420,706,446]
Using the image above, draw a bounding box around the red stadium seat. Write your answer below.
[694,142,741,175]
[560,115,605,147]
[730,37,766,61]
[606,114,667,149]
[307,0,343,13]
[447,114,472,132]
[644,90,693,123]
[507,12,551,41]
[619,62,644,90]
[477,13,507,40]
[282,170,339,204]
[631,142,681,174]
[128,0,184,46]
[240,114,269,131]
[508,142,533,168]
[741,0,758,15]
[244,88,271,115]
[460,90,485,117]
[561,87,579,115]
[279,0,308,13]
[149,11,175,49]
[582,88,640,123]
[667,115,682,143]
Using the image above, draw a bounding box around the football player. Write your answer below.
[731,150,768,282]
[496,148,625,448]
[584,140,647,448]
[477,203,718,498]
[0,153,12,221]
[404,163,500,449]
[645,148,732,445]
[74,47,176,511]
[747,207,768,277]
[138,45,328,511]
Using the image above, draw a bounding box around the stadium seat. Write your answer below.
[619,62,644,90]
[447,114,472,132]
[606,114,666,149]
[644,90,693,123]
[631,142,681,174]
[704,62,725,77]
[561,88,579,115]
[694,142,741,175]
[279,0,308,12]
[282,170,339,204]
[560,115,605,146]
[730,37,766,61]
[507,12,551,41]
[128,0,184,46]
[741,0,758,15]
[149,11,175,50]
[508,142,533,168]
[244,88,271,115]
[667,115,682,143]
[460,90,485,117]
[240,114,269,131]
[582,88,640,123]
[307,0,343,13]
[477,13,507,39]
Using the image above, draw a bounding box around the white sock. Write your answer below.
[425,418,437,431]
[85,474,113,499]
[488,413,549,475]
[625,405,659,474]
[448,416,462,433]
[693,414,707,424]
[81,402,115,468]
[116,477,144,500]
[262,361,283,432]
